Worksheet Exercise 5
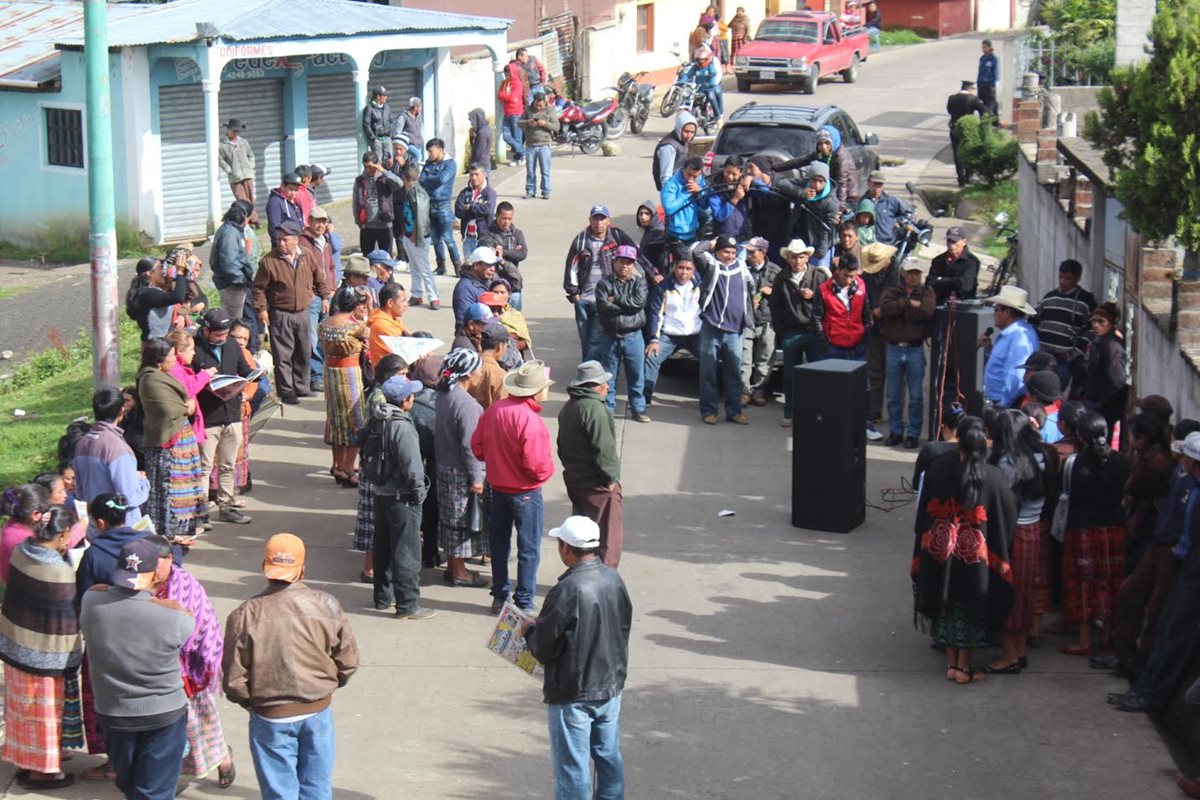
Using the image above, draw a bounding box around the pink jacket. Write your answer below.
[498,64,526,117]
[471,396,555,494]
[170,363,212,444]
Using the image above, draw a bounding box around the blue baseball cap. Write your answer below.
[366,249,397,268]
[112,539,160,589]
[381,375,422,404]
[589,204,610,219]
[465,302,494,323]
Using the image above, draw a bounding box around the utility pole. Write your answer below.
[85,0,120,387]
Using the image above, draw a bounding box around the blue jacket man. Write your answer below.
[983,287,1040,408]
[977,40,999,115]
[862,171,911,246]
[660,157,707,243]
[419,138,460,274]
[265,174,303,246]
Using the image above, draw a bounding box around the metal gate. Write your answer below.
[306,72,358,204]
[158,78,284,241]
[368,67,420,117]
[537,12,578,95]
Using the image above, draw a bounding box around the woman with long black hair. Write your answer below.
[1060,411,1131,656]
[912,416,1017,684]
[985,409,1047,674]
[125,253,190,342]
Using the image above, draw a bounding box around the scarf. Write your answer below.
[157,566,221,695]
[0,540,82,677]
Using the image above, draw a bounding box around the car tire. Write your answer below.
[801,65,819,95]
[736,77,751,93]
[842,54,861,83]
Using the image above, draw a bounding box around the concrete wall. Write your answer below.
[975,0,1035,30]
[1134,303,1200,421]
[1115,0,1156,67]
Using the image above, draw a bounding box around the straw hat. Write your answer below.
[985,285,1037,316]
[860,243,897,274]
[503,360,553,397]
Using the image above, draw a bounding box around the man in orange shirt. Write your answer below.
[367,282,409,368]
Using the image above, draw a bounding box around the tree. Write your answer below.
[1085,0,1200,252]
[954,115,1018,187]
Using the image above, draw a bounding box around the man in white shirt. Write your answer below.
[643,258,703,406]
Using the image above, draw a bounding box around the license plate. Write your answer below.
[760,70,776,80]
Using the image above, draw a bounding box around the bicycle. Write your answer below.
[984,211,1019,296]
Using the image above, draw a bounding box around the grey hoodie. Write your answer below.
[468,108,493,171]
[653,111,697,191]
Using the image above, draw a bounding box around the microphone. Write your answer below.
[978,326,993,348]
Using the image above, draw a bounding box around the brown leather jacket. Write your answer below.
[252,247,330,314]
[222,582,359,718]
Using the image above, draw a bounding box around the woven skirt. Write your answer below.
[60,670,83,750]
[932,601,988,650]
[80,653,106,755]
[182,685,228,776]
[1032,518,1054,615]
[437,465,488,559]
[144,423,205,539]
[1006,521,1041,634]
[1062,524,1126,624]
[2,664,63,774]
[354,476,376,553]
[324,366,366,447]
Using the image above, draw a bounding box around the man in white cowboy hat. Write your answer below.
[557,362,625,566]
[981,285,1040,408]
[878,258,936,448]
[769,238,828,427]
[471,360,556,614]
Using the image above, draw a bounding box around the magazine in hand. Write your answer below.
[207,368,266,401]
[486,602,543,678]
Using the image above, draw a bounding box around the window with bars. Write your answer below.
[45,107,84,168]
[637,3,654,53]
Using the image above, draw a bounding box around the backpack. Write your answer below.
[359,414,396,485]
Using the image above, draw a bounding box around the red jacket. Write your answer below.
[471,396,555,494]
[498,64,526,117]
[299,232,337,294]
[819,277,870,348]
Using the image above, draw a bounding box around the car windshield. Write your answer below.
[754,20,819,43]
[716,125,818,158]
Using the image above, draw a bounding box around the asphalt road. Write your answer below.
[2,35,1180,800]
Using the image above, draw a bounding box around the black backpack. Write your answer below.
[359,415,396,485]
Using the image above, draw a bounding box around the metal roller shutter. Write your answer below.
[158,79,284,241]
[369,67,420,118]
[306,72,359,203]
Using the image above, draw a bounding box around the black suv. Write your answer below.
[702,102,879,196]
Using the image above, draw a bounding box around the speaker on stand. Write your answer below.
[927,302,992,439]
[791,359,866,533]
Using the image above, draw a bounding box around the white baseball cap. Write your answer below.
[548,516,601,549]
[1172,431,1200,460]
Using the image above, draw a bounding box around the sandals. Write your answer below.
[946,666,985,684]
[1059,644,1093,657]
[982,661,1023,675]
[82,764,118,781]
[19,772,76,790]
[218,746,236,789]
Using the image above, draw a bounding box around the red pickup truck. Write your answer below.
[732,11,868,94]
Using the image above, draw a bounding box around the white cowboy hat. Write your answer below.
[985,285,1037,316]
[781,238,815,256]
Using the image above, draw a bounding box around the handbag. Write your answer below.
[1049,453,1076,543]
[466,491,485,534]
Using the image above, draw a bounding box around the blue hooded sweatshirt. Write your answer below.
[75,526,148,606]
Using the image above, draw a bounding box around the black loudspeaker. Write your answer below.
[928,303,992,438]
[791,359,866,533]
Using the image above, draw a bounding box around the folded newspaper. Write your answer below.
[381,336,443,364]
[207,368,267,401]
[486,602,543,678]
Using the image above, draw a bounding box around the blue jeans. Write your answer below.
[429,205,461,272]
[489,487,544,610]
[104,711,188,800]
[547,695,625,800]
[525,144,552,197]
[309,295,326,387]
[644,332,700,404]
[699,322,744,419]
[575,300,600,360]
[700,85,724,118]
[866,26,882,51]
[885,343,926,438]
[407,144,422,165]
[249,707,335,800]
[502,114,525,160]
[780,330,829,418]
[595,330,646,414]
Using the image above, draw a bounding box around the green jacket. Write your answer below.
[136,366,189,449]
[519,106,561,147]
[556,385,620,488]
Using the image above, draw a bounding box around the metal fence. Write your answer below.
[1015,28,1105,88]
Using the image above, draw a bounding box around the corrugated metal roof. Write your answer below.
[55,0,510,48]
[0,1,136,82]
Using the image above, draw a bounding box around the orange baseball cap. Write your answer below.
[263,533,305,583]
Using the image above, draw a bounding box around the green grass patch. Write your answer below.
[0,285,33,301]
[0,221,165,265]
[953,180,1018,258]
[880,29,930,46]
[0,316,143,488]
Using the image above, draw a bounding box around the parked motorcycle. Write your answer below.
[554,96,619,155]
[611,71,651,137]
[892,181,938,267]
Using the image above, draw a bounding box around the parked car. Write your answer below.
[701,103,879,197]
[732,11,869,94]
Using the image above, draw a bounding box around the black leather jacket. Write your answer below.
[526,558,632,705]
[595,273,648,335]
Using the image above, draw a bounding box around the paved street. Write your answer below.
[2,35,1180,800]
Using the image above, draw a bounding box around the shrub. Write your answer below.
[954,115,1019,187]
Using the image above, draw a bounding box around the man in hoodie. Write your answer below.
[367,374,435,619]
[564,206,638,359]
[454,163,498,257]
[557,362,625,567]
[265,173,304,248]
[498,63,526,165]
[478,201,529,309]
[708,155,752,240]
[769,239,828,427]
[467,108,494,175]
[692,235,756,425]
[653,111,697,192]
[742,237,781,407]
[851,199,877,244]
[217,118,258,226]
[453,247,500,329]
[593,245,650,423]
[777,161,841,269]
[394,97,424,165]
[74,387,150,528]
[644,257,703,406]
[352,152,402,256]
[420,138,460,276]
[776,126,859,210]
[635,199,667,278]
[361,85,392,161]
[661,156,708,251]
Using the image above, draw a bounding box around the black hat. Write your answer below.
[282,172,302,186]
[201,308,233,331]
[372,85,387,97]
[1018,351,1057,371]
[714,235,738,251]
[1135,394,1174,422]
[226,118,245,130]
[1026,370,1062,404]
[274,220,303,237]
[961,80,976,90]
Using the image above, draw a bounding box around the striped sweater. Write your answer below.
[0,540,82,677]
